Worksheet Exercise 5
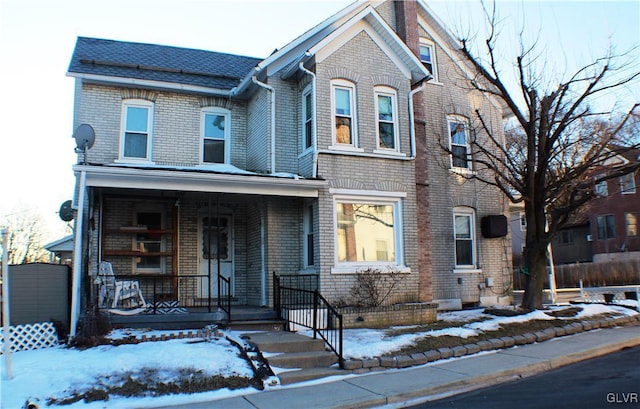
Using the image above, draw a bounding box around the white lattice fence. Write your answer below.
[0,322,59,353]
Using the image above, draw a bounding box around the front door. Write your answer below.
[199,214,234,298]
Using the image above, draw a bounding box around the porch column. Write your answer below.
[70,170,87,338]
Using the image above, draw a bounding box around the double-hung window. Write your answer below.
[332,80,357,146]
[303,203,315,268]
[594,175,608,196]
[120,100,153,161]
[375,86,399,151]
[302,85,314,151]
[620,173,636,194]
[202,108,230,164]
[334,195,404,269]
[419,40,438,81]
[448,117,470,170]
[596,214,616,240]
[625,212,637,237]
[453,207,476,268]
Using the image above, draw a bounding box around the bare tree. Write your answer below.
[443,2,640,310]
[1,209,50,265]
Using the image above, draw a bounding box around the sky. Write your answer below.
[0,0,638,244]
[1,303,636,408]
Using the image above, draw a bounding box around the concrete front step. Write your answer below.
[268,350,338,369]
[277,366,344,385]
[242,331,326,353]
[228,320,286,332]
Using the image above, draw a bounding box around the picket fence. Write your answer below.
[0,322,59,353]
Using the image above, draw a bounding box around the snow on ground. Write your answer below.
[0,304,636,408]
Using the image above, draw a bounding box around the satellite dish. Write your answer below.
[59,200,74,222]
[72,124,95,151]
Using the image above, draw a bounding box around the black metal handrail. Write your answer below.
[219,274,232,320]
[273,272,344,369]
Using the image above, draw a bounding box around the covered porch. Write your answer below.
[70,164,325,334]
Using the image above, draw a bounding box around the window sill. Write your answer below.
[373,149,406,157]
[115,159,155,166]
[450,167,477,176]
[327,145,365,153]
[331,265,410,274]
[426,80,443,86]
[453,268,482,274]
[319,149,412,161]
[298,148,315,159]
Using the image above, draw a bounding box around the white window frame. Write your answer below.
[594,175,608,196]
[419,39,438,82]
[331,192,405,273]
[132,207,165,273]
[303,202,315,269]
[620,172,636,194]
[119,99,153,162]
[374,86,400,153]
[453,206,476,270]
[330,79,361,151]
[200,107,231,165]
[301,84,315,153]
[447,116,471,171]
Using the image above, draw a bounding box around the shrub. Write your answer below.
[349,267,406,307]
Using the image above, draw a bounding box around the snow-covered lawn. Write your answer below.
[1,304,636,408]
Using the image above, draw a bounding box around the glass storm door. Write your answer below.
[199,215,233,298]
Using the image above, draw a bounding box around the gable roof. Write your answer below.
[67,37,262,92]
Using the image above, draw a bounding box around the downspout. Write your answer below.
[408,81,427,159]
[299,59,318,178]
[70,170,86,338]
[252,75,276,174]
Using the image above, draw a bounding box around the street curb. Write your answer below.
[338,323,640,409]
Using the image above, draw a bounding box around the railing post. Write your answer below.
[273,272,281,319]
[153,276,157,314]
[313,290,318,340]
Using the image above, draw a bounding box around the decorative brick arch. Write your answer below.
[120,89,158,102]
[198,96,234,110]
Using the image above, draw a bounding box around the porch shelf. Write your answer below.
[103,250,173,256]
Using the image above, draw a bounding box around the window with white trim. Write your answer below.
[302,85,314,151]
[334,197,402,267]
[201,108,230,164]
[620,172,636,194]
[596,214,616,240]
[594,175,608,196]
[448,116,470,169]
[331,79,357,146]
[120,99,153,161]
[303,203,315,267]
[453,207,476,268]
[375,86,399,151]
[419,40,438,81]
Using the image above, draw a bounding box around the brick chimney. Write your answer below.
[394,0,420,58]
[395,0,433,303]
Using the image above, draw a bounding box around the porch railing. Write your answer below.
[273,272,344,369]
[95,273,230,316]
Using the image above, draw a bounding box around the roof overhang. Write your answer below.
[73,165,325,197]
[67,72,233,96]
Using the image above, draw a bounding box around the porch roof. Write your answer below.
[73,164,326,197]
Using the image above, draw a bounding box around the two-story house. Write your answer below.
[66,0,511,335]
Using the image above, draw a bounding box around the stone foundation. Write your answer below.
[338,303,438,329]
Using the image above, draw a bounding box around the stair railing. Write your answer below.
[273,272,344,369]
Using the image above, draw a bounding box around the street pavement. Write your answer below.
[153,323,640,409]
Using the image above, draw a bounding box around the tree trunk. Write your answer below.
[521,244,548,310]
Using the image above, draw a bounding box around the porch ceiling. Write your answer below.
[73,164,325,197]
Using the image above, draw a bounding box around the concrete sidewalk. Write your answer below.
[155,324,640,409]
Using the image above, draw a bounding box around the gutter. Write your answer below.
[252,75,276,174]
[299,59,319,178]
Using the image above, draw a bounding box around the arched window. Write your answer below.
[331,79,357,147]
[374,86,399,151]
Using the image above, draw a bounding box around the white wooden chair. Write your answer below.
[98,261,147,311]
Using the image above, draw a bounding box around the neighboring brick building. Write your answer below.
[66,0,511,333]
